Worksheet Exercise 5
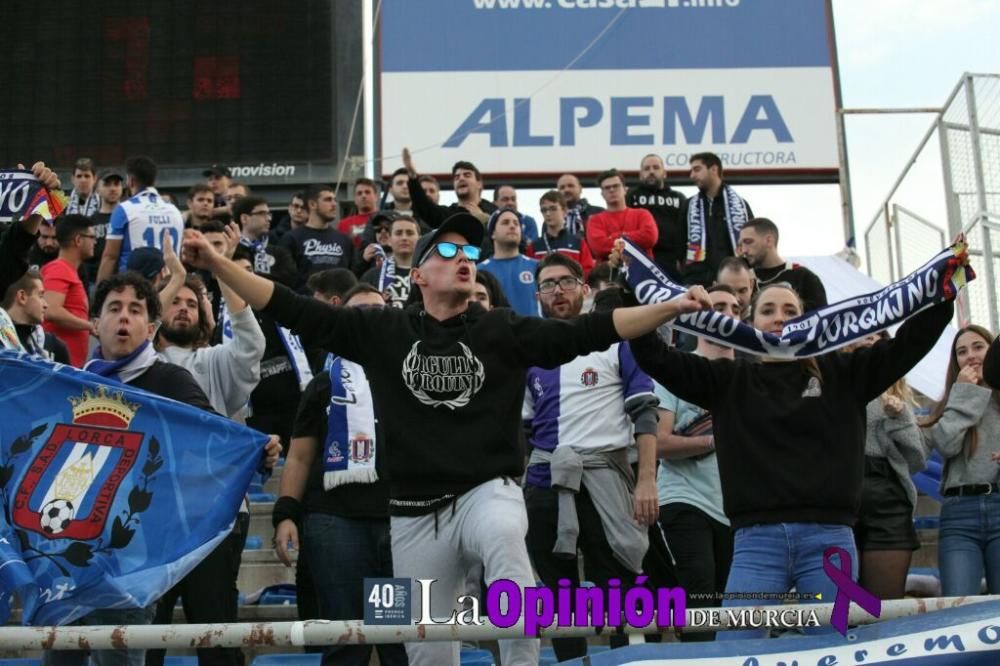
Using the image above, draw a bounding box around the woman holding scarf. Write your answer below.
[628,273,960,639]
[922,325,1000,596]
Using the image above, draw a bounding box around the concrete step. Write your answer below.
[915,493,941,518]
[913,529,938,569]
[264,472,281,496]
[249,501,275,543]
[238,549,297,596]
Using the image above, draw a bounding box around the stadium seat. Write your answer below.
[244,536,263,550]
[459,648,495,665]
[164,657,199,666]
[250,654,321,666]
[0,659,41,666]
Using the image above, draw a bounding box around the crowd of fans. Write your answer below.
[1,150,997,666]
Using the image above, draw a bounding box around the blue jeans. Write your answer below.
[303,512,407,666]
[722,522,857,640]
[42,607,154,666]
[939,493,1000,596]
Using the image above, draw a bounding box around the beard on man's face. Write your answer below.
[159,320,202,347]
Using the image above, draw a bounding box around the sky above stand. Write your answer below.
[436,0,1000,263]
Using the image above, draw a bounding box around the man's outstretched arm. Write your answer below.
[182,229,275,309]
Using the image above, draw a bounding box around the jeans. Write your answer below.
[939,493,1000,596]
[43,607,154,666]
[303,512,407,666]
[722,522,857,640]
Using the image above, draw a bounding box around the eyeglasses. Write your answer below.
[422,242,481,265]
[250,211,272,220]
[538,276,582,294]
[539,206,561,214]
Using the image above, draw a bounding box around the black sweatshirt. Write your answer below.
[262,284,620,513]
[630,300,954,529]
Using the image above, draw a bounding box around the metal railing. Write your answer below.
[863,73,1000,331]
[2,596,998,650]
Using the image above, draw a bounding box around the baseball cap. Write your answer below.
[126,247,166,280]
[98,168,125,183]
[413,212,484,266]
[202,164,231,178]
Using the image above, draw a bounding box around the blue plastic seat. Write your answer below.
[244,536,263,550]
[164,658,199,666]
[459,648,495,665]
[250,654,322,666]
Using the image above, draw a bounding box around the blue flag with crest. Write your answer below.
[0,352,268,626]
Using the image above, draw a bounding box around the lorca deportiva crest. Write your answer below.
[401,341,485,410]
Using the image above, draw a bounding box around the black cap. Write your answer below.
[413,213,485,266]
[98,168,125,183]
[202,164,231,178]
[126,247,165,280]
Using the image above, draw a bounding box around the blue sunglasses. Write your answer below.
[425,242,481,264]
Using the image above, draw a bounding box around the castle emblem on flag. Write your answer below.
[12,387,145,541]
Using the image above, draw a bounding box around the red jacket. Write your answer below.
[338,213,372,248]
[585,208,658,260]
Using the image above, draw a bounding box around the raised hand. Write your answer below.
[673,285,712,314]
[18,161,61,190]
[402,147,416,177]
[181,229,221,271]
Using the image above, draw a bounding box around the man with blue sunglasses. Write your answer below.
[183,213,711,666]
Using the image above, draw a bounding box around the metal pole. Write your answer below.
[835,108,855,247]
[938,116,970,325]
[892,203,905,279]
[864,77,967,235]
[362,0,375,180]
[864,225,873,277]
[2,597,998,650]
[840,107,942,114]
[965,74,999,332]
[884,203,896,283]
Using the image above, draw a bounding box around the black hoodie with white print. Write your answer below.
[261,283,620,515]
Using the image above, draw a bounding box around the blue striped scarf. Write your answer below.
[323,356,378,489]
[625,239,973,358]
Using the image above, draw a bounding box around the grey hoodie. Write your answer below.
[865,399,927,511]
[158,306,266,418]
[923,383,1000,490]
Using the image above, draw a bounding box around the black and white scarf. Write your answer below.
[686,185,749,264]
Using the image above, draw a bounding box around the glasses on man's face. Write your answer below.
[538,276,582,294]
[539,206,560,214]
[424,242,481,264]
[251,210,273,220]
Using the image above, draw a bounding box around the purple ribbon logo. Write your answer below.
[823,546,882,636]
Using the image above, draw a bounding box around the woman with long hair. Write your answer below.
[921,324,1000,595]
[629,281,955,639]
[846,332,926,600]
